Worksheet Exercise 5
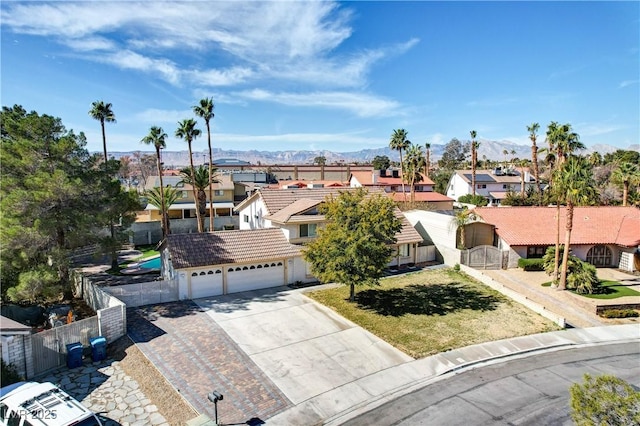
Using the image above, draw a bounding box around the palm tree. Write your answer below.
[141,126,169,238]
[404,143,425,202]
[89,100,118,269]
[89,101,116,168]
[424,142,431,178]
[611,162,640,206]
[518,159,528,199]
[179,166,218,232]
[527,122,541,202]
[451,209,476,250]
[193,97,216,231]
[145,186,180,234]
[502,149,509,164]
[470,130,478,196]
[175,119,203,232]
[556,157,596,290]
[389,129,411,202]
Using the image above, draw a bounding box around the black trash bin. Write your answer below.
[90,336,107,362]
[66,342,83,369]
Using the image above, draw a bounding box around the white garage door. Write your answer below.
[190,268,223,299]
[227,261,285,294]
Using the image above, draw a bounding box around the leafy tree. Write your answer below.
[527,122,542,202]
[372,155,391,170]
[389,129,411,201]
[303,189,402,302]
[431,169,452,195]
[570,374,640,425]
[542,247,599,294]
[438,138,469,170]
[175,118,203,231]
[193,97,216,231]
[132,151,156,190]
[313,155,327,166]
[141,126,170,237]
[611,162,640,207]
[603,149,640,165]
[457,194,488,206]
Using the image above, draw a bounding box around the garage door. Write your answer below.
[190,268,223,299]
[227,262,285,294]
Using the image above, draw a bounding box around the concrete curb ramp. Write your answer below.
[267,324,640,425]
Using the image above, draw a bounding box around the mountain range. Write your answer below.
[109,140,637,167]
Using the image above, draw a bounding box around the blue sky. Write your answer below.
[2,1,638,154]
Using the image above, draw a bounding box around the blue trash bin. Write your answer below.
[66,342,83,369]
[90,336,107,362]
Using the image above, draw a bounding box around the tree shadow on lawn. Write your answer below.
[355,283,502,317]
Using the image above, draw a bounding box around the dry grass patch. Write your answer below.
[307,268,560,358]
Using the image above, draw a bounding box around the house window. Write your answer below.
[586,245,612,267]
[503,184,509,189]
[477,184,486,189]
[180,191,188,198]
[398,244,410,257]
[527,246,547,259]
[244,214,249,223]
[214,190,224,196]
[300,223,317,237]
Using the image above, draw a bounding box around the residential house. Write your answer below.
[446,167,535,206]
[1,315,31,379]
[472,206,640,270]
[235,186,425,267]
[159,228,313,299]
[350,169,454,209]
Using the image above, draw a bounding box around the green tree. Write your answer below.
[179,165,219,232]
[457,194,488,207]
[404,143,425,202]
[372,155,391,170]
[424,142,431,178]
[389,129,411,202]
[450,209,476,249]
[570,374,640,425]
[175,118,203,231]
[527,122,542,202]
[603,149,640,165]
[470,130,478,196]
[303,189,402,302]
[193,97,216,231]
[438,138,469,170]
[141,126,170,237]
[144,186,180,233]
[611,162,640,207]
[313,155,327,166]
[556,157,596,290]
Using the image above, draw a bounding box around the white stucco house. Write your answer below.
[446,167,536,206]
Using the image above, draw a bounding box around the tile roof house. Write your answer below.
[446,167,535,206]
[235,186,425,267]
[160,228,313,299]
[473,206,640,270]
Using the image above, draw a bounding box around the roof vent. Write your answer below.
[392,170,399,178]
[307,183,324,188]
[493,167,503,176]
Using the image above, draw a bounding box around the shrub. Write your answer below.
[457,194,488,206]
[518,258,545,271]
[570,374,640,425]
[542,246,600,294]
[599,309,639,318]
[1,359,22,386]
[453,263,461,272]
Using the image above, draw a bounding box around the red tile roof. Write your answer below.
[390,192,453,202]
[473,206,640,247]
[165,228,301,269]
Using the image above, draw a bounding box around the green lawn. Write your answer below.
[307,268,560,358]
[582,281,640,299]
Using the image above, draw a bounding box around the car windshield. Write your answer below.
[72,416,101,426]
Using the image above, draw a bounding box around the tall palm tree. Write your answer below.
[179,166,218,232]
[527,122,541,202]
[470,130,478,196]
[424,142,431,178]
[145,186,180,232]
[175,119,203,232]
[404,143,425,202]
[193,97,216,231]
[556,157,596,290]
[389,129,410,201]
[141,126,170,238]
[89,100,118,269]
[611,162,640,206]
[89,101,116,168]
[518,159,528,199]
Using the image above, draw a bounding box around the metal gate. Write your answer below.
[30,316,100,376]
[462,245,504,270]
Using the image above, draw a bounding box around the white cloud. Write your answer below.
[92,50,182,85]
[186,67,255,87]
[579,124,623,137]
[235,89,403,118]
[619,79,639,88]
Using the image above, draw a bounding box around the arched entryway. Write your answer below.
[586,245,612,267]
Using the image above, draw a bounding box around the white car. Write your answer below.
[0,382,102,426]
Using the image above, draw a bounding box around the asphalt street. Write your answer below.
[341,342,640,426]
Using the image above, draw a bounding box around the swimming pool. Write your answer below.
[138,256,161,269]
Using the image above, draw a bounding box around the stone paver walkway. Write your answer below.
[40,359,168,426]
[127,301,291,425]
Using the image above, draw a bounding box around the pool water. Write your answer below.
[138,256,161,269]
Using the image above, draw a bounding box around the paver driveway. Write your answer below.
[194,286,413,407]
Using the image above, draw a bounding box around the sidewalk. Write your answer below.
[269,324,640,425]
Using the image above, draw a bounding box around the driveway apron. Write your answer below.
[127,301,291,425]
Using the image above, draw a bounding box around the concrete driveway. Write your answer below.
[194,286,413,406]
